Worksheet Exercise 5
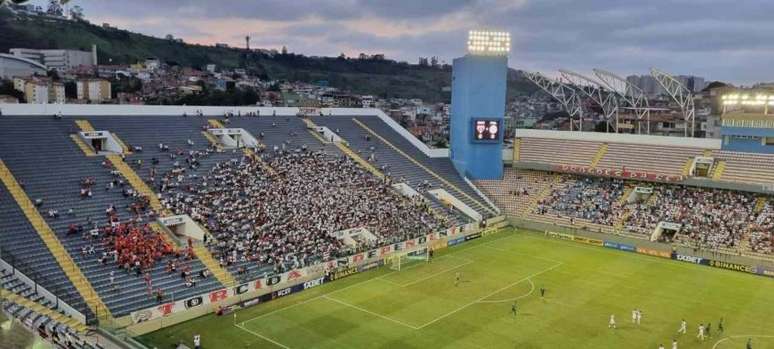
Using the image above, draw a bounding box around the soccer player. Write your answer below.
[718,317,724,334]
[672,339,678,349]
[455,272,461,287]
[636,309,642,325]
[658,344,664,349]
[678,319,687,334]
[540,286,546,298]
[706,322,711,337]
[697,323,705,341]
[428,248,434,262]
[632,309,637,324]
[747,338,753,349]
[608,314,616,329]
[511,301,517,317]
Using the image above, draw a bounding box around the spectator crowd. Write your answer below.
[159,149,449,278]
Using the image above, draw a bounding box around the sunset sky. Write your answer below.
[31,0,774,84]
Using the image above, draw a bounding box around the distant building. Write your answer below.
[10,46,97,71]
[76,78,111,103]
[0,53,47,78]
[14,77,65,104]
[627,74,707,96]
[360,95,375,108]
[144,58,161,70]
[0,95,19,104]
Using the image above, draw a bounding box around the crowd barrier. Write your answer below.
[545,231,774,279]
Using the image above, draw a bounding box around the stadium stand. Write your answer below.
[312,115,497,220]
[711,150,774,185]
[0,112,493,322]
[517,138,601,167]
[0,116,222,318]
[0,184,90,319]
[595,143,705,176]
[159,150,448,281]
[535,176,625,226]
[476,169,556,217]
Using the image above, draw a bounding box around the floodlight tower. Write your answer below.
[450,30,510,180]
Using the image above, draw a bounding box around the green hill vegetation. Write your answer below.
[0,9,538,103]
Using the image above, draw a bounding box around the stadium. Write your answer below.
[0,32,773,349]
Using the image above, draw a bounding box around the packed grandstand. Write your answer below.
[0,106,772,348]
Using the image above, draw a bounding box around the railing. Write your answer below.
[0,246,93,324]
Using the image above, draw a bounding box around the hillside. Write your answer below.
[0,9,538,103]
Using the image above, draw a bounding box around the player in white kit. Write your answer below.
[678,319,687,334]
[608,314,616,329]
[697,324,705,341]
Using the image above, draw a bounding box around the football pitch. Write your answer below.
[138,229,774,348]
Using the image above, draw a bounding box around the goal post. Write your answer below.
[387,246,429,271]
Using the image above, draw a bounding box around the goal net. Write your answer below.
[388,247,429,271]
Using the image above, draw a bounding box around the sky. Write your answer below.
[29,0,774,85]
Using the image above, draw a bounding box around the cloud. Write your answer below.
[38,0,774,84]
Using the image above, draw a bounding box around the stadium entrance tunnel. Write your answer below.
[77,130,124,154]
[206,128,260,149]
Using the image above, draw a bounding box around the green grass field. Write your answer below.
[138,229,774,349]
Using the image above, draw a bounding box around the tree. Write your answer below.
[69,5,84,20]
[46,0,63,16]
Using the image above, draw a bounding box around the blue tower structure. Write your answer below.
[450,30,509,180]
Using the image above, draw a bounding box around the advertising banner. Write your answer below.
[464,232,482,241]
[574,236,603,246]
[603,241,619,249]
[552,165,684,183]
[129,230,449,324]
[672,253,708,265]
[755,266,774,278]
[448,236,465,247]
[707,260,755,273]
[636,247,672,259]
[547,231,574,240]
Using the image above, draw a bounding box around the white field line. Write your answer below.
[235,323,291,349]
[477,278,535,304]
[241,271,390,325]
[242,232,515,325]
[712,335,774,349]
[393,257,475,288]
[415,262,563,330]
[322,295,421,330]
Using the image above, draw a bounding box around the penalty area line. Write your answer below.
[415,261,563,330]
[234,322,291,349]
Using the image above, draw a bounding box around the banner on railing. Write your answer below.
[636,247,672,259]
[552,165,684,183]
